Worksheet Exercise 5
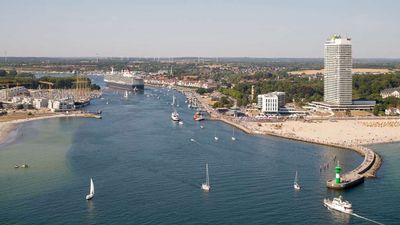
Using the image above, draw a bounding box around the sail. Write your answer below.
[90,178,95,195]
[206,164,210,186]
[294,171,298,185]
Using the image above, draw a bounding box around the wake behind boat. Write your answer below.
[324,196,353,214]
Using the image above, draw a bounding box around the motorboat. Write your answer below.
[171,111,180,121]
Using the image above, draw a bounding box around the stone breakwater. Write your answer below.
[175,86,382,189]
[207,113,380,190]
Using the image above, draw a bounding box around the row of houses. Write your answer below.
[0,87,28,100]
[145,77,217,90]
[7,96,75,112]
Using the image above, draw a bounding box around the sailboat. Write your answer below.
[124,90,129,99]
[171,94,176,106]
[294,171,301,190]
[214,130,219,141]
[86,178,95,200]
[231,128,236,141]
[201,163,210,192]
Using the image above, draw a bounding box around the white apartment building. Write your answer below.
[258,92,285,113]
[33,98,49,109]
[324,35,352,105]
[48,99,75,112]
[0,87,28,100]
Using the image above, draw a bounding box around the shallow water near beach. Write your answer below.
[0,87,398,224]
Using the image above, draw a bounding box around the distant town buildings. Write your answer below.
[381,87,400,99]
[257,92,285,113]
[0,87,28,100]
[324,35,353,105]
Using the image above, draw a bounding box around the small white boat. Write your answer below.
[214,130,218,141]
[231,128,236,141]
[324,196,353,214]
[294,171,300,190]
[201,163,210,192]
[179,121,184,125]
[86,178,95,200]
[171,111,180,121]
[200,125,204,129]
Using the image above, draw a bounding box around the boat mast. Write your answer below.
[206,163,209,186]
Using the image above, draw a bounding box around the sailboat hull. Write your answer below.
[201,184,210,192]
[86,194,94,200]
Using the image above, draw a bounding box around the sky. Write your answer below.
[0,0,399,58]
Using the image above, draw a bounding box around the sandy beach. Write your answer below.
[0,112,99,145]
[244,119,400,146]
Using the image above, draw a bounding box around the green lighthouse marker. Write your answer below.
[335,161,342,184]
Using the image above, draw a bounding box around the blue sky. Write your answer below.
[0,0,399,58]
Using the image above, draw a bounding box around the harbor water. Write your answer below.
[0,86,398,224]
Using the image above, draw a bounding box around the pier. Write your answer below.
[173,85,382,190]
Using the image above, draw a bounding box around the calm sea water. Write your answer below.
[0,86,398,224]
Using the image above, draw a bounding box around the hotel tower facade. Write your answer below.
[323,35,352,105]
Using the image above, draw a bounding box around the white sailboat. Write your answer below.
[294,171,301,190]
[86,178,95,200]
[231,128,236,141]
[214,130,219,141]
[171,94,176,106]
[201,163,210,192]
[124,90,129,98]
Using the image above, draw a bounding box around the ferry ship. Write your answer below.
[104,68,144,91]
[324,196,353,214]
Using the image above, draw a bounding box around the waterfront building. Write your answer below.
[309,35,375,111]
[324,35,352,105]
[258,92,285,113]
[0,87,28,100]
[33,98,49,109]
[48,99,75,112]
[381,87,400,99]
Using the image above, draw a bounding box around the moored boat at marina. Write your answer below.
[193,111,205,121]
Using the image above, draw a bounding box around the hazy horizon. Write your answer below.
[1,0,399,58]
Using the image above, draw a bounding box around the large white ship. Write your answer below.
[104,68,144,91]
[324,196,353,214]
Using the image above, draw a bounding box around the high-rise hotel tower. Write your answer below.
[324,35,352,105]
